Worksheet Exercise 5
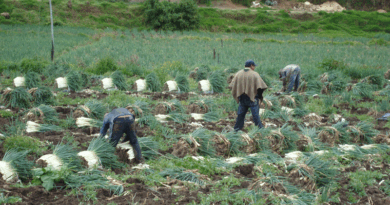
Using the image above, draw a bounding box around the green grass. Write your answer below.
[0,109,15,118]
[1,25,389,78]
[3,135,46,155]
[1,0,389,38]
[348,171,385,197]
[55,92,88,105]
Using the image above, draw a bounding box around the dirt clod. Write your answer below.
[235,164,254,176]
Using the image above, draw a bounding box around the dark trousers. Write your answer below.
[234,94,264,131]
[112,117,143,161]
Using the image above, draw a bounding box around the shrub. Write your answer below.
[20,57,49,73]
[0,61,19,73]
[278,10,290,18]
[319,58,347,71]
[93,56,118,75]
[368,38,389,46]
[253,12,275,24]
[144,0,200,31]
[231,0,251,7]
[363,25,382,32]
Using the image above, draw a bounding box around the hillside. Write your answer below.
[0,0,389,37]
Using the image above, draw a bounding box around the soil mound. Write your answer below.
[235,164,254,176]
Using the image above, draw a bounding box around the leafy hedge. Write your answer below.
[144,0,200,31]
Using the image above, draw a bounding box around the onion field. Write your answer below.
[0,24,390,204]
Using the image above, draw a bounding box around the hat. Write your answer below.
[245,60,257,67]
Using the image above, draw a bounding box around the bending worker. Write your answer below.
[279,64,301,93]
[100,108,144,163]
[229,60,268,131]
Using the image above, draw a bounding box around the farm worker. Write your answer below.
[279,64,301,93]
[229,60,268,131]
[100,108,144,163]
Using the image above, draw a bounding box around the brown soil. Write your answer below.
[26,131,65,145]
[36,159,48,168]
[0,143,4,159]
[116,146,136,164]
[164,119,234,135]
[165,121,193,134]
[331,176,390,205]
[235,164,254,176]
[134,92,192,101]
[4,186,81,205]
[54,106,73,115]
[3,179,205,204]
[0,117,10,132]
[79,156,90,168]
[333,102,351,110]
[26,127,98,146]
[153,103,173,115]
[67,91,108,100]
[135,123,155,137]
[351,106,369,115]
[291,12,315,21]
[71,127,100,135]
[187,103,208,114]
[114,182,203,204]
[171,138,198,158]
[199,0,247,10]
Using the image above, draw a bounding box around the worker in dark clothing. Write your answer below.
[229,60,268,131]
[100,108,144,163]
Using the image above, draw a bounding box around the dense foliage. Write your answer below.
[144,0,200,30]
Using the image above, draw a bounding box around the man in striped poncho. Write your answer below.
[229,60,268,131]
[279,64,301,93]
[100,108,144,163]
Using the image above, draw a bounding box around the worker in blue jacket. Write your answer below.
[100,108,144,163]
